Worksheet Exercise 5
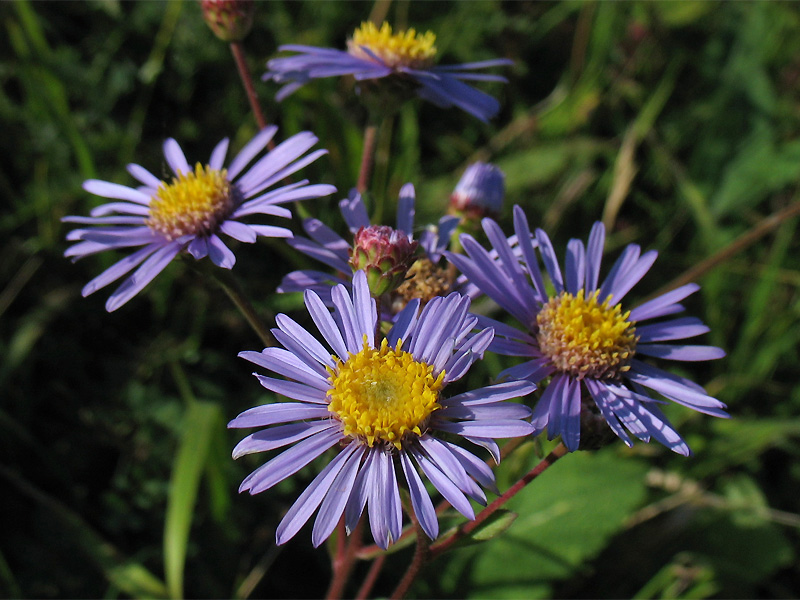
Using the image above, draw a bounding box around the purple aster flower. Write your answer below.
[63,127,336,311]
[447,206,729,455]
[449,162,506,218]
[279,184,471,314]
[229,270,535,548]
[264,21,512,122]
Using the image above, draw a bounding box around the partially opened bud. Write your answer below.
[200,0,255,42]
[350,225,418,297]
[449,162,505,219]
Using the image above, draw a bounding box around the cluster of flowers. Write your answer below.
[64,15,727,551]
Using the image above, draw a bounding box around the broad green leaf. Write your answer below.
[436,450,648,599]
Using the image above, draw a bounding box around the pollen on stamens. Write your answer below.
[348,21,437,70]
[326,337,444,449]
[147,163,234,240]
[536,290,638,380]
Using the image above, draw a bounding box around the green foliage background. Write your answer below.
[2,1,800,598]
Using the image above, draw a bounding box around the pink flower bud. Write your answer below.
[200,0,255,42]
[350,225,418,296]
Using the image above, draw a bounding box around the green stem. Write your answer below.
[190,259,274,347]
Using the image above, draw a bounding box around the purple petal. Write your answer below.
[89,202,151,217]
[605,250,658,305]
[207,234,236,269]
[127,163,162,189]
[339,190,370,231]
[83,180,152,204]
[637,317,710,342]
[442,441,499,495]
[276,443,359,545]
[228,402,332,429]
[386,299,420,347]
[344,448,376,534]
[312,445,366,547]
[187,236,208,259]
[219,220,258,243]
[627,361,728,417]
[305,289,349,360]
[629,283,699,322]
[585,222,605,291]
[232,421,332,458]
[412,448,474,520]
[512,206,548,303]
[400,452,438,540]
[396,183,415,235]
[535,228,564,294]
[445,380,536,407]
[275,313,336,369]
[254,375,328,404]
[227,126,278,180]
[435,419,535,439]
[209,137,230,171]
[81,245,158,297]
[163,138,191,176]
[239,349,329,390]
[239,426,342,494]
[105,241,182,311]
[565,239,586,296]
[637,344,725,362]
[561,377,582,451]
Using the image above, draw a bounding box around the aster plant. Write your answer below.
[264,21,512,122]
[54,4,737,599]
[447,207,729,454]
[63,126,335,311]
[229,270,535,548]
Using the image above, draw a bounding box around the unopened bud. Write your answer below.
[449,162,505,219]
[350,225,418,297]
[200,0,255,42]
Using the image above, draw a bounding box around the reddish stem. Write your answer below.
[430,442,568,558]
[357,125,378,194]
[230,41,269,133]
[325,518,363,600]
[388,512,430,600]
[355,554,386,600]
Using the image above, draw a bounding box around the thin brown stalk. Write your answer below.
[646,198,800,302]
[230,41,269,132]
[429,442,568,558]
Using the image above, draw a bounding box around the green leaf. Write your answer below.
[437,450,648,599]
[163,401,223,599]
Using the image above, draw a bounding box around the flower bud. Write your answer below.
[449,162,505,219]
[350,225,418,297]
[200,0,255,43]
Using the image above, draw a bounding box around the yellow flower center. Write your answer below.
[147,163,234,240]
[348,21,437,69]
[327,337,444,449]
[536,290,638,380]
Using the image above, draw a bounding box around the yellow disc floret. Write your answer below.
[147,163,234,240]
[536,290,638,380]
[348,21,437,69]
[327,337,444,449]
